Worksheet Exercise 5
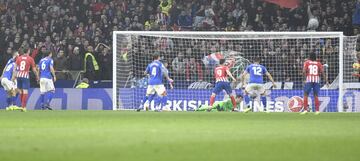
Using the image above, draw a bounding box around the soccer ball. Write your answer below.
[308,18,319,30]
[287,96,304,112]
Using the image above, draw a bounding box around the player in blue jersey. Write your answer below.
[241,57,276,113]
[139,53,173,112]
[38,51,56,110]
[1,52,20,110]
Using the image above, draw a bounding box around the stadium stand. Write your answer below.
[0,0,359,87]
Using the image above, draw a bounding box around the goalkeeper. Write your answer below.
[196,94,243,112]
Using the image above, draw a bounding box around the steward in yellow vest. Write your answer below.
[84,46,99,80]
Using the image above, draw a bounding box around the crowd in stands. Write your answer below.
[0,0,359,87]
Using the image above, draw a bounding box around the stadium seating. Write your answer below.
[0,0,359,86]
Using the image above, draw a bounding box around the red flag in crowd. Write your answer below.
[264,0,300,9]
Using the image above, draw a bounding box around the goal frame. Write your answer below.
[112,31,345,111]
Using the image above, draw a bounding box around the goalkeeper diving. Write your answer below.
[196,94,243,112]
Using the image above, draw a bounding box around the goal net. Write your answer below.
[113,32,358,112]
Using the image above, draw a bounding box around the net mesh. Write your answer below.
[115,32,358,112]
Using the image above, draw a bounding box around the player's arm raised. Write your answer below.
[226,69,236,82]
[240,70,248,87]
[31,59,39,81]
[265,71,276,88]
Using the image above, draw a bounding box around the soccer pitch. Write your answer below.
[0,111,360,161]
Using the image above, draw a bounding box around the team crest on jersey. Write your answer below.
[287,96,304,112]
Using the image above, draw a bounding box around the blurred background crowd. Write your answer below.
[0,0,359,88]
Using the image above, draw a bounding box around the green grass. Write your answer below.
[0,111,360,161]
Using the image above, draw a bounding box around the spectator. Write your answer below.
[54,50,69,80]
[84,45,99,81]
[177,10,192,30]
[97,44,112,80]
[0,0,359,87]
[186,57,203,82]
[69,47,82,71]
[172,52,187,80]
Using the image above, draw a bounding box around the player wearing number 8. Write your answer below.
[301,52,329,115]
[38,51,56,110]
[13,48,39,111]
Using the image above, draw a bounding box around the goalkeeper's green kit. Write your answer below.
[196,99,234,112]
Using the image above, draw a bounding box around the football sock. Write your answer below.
[41,94,45,106]
[314,96,320,112]
[210,95,215,106]
[230,96,236,109]
[161,96,168,108]
[244,95,250,106]
[261,96,267,111]
[47,92,54,104]
[148,94,155,103]
[153,97,160,108]
[303,96,308,111]
[21,94,28,108]
[6,97,11,106]
[12,94,18,106]
[142,96,148,105]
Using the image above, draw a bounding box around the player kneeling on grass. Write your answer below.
[1,52,20,110]
[138,53,173,112]
[197,94,242,112]
[301,52,329,115]
[209,59,238,112]
[241,57,276,113]
[38,51,56,110]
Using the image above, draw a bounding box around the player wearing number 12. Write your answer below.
[301,52,329,115]
[13,48,39,111]
[241,57,276,113]
[38,51,56,110]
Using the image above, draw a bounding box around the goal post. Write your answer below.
[113,31,358,112]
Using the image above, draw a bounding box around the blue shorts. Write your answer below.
[213,81,232,95]
[304,82,320,95]
[17,78,30,89]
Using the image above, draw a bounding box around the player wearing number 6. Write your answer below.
[38,51,56,110]
[301,52,329,115]
[13,48,39,112]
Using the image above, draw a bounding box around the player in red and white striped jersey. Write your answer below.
[209,59,237,111]
[12,48,39,111]
[302,52,329,115]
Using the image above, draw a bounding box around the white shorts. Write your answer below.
[245,83,265,98]
[1,78,16,91]
[146,85,166,96]
[40,78,55,93]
